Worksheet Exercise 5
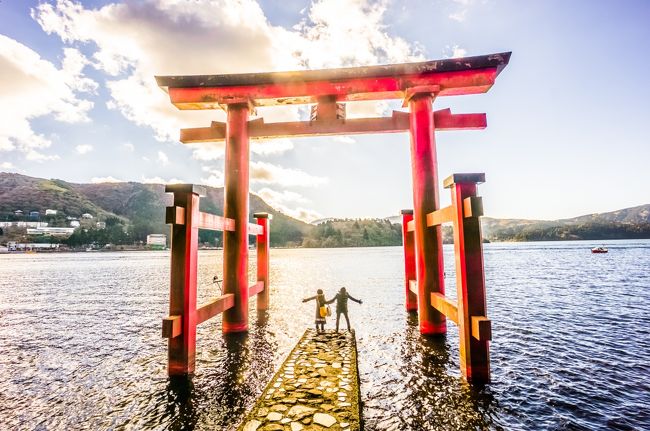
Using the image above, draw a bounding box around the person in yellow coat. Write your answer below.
[302,289,327,332]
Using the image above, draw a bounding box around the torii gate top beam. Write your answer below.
[156,52,511,110]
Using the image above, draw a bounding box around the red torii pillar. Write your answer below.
[222,103,251,333]
[400,209,417,312]
[255,212,271,310]
[408,93,446,335]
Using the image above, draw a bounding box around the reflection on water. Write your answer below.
[0,240,649,430]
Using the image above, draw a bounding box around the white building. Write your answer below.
[45,209,58,216]
[147,234,167,247]
[27,226,76,237]
[81,213,94,219]
[70,220,80,228]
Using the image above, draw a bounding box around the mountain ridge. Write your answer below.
[1,172,649,244]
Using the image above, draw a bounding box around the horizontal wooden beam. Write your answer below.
[426,205,455,227]
[463,196,483,218]
[160,57,508,109]
[162,315,182,338]
[430,292,458,324]
[180,109,486,143]
[197,211,235,232]
[248,281,264,297]
[471,316,492,341]
[165,206,185,225]
[197,293,235,325]
[409,280,418,295]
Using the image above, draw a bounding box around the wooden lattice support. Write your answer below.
[254,212,271,310]
[164,184,203,376]
[400,209,417,311]
[162,184,271,376]
[445,173,491,383]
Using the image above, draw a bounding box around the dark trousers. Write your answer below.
[336,311,351,331]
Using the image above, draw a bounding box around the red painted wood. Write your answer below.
[401,211,417,311]
[255,215,270,310]
[222,103,250,333]
[179,109,485,143]
[196,294,235,325]
[248,281,265,297]
[167,190,199,375]
[167,69,499,108]
[408,93,446,335]
[197,211,235,231]
[448,177,490,383]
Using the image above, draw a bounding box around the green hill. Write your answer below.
[1,172,649,246]
[0,173,310,247]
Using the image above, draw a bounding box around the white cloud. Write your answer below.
[449,0,474,22]
[157,150,169,166]
[122,142,134,152]
[250,161,327,187]
[255,187,321,222]
[256,187,309,204]
[91,176,123,183]
[1,162,15,170]
[449,10,467,22]
[32,0,420,144]
[141,175,183,184]
[75,144,93,154]
[200,167,225,188]
[443,44,468,59]
[0,34,95,161]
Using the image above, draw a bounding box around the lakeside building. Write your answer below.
[0,221,49,228]
[29,211,40,220]
[45,209,58,216]
[70,220,80,228]
[81,213,94,219]
[26,226,76,237]
[147,234,167,249]
[13,243,60,251]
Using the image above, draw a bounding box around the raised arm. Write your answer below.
[302,295,317,303]
[325,294,338,305]
[348,294,362,304]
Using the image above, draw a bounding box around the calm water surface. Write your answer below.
[0,240,649,430]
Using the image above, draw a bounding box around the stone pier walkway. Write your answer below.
[238,329,361,431]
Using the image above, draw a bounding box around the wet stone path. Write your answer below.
[238,329,361,431]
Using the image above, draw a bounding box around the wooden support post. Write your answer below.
[165,184,204,376]
[445,173,490,383]
[254,213,271,310]
[408,92,446,335]
[400,210,417,311]
[222,103,251,333]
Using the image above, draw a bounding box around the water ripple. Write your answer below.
[0,240,649,429]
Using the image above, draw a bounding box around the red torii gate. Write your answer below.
[157,52,510,383]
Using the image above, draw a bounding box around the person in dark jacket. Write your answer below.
[302,289,327,332]
[326,287,362,332]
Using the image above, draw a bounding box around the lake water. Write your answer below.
[0,240,649,430]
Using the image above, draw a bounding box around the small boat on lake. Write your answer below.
[591,247,608,253]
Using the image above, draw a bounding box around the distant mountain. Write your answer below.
[0,173,311,246]
[481,204,650,241]
[1,172,649,245]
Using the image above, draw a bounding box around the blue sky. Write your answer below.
[1,0,648,221]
